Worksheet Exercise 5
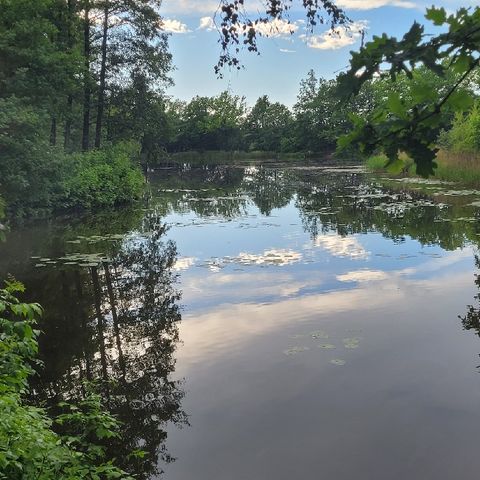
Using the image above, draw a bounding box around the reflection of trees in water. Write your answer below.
[294,171,478,250]
[460,254,480,369]
[31,221,187,478]
[150,164,297,218]
[242,167,295,216]
[148,164,480,251]
[150,165,249,218]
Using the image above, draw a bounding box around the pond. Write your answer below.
[2,164,480,479]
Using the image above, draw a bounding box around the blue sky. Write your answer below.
[160,1,476,107]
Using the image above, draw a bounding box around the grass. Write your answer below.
[366,150,480,186]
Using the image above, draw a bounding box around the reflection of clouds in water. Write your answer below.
[337,270,388,283]
[197,248,303,272]
[176,270,473,373]
[235,249,302,266]
[173,256,197,271]
[182,271,325,300]
[311,234,369,259]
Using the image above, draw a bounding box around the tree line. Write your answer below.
[1,1,479,219]
[0,0,171,217]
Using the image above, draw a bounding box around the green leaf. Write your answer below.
[447,90,474,112]
[387,93,406,118]
[425,7,447,25]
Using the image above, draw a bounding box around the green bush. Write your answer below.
[63,142,145,210]
[445,102,480,154]
[0,97,68,218]
[0,280,135,479]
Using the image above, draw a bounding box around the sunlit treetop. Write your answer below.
[215,0,349,75]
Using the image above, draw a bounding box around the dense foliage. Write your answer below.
[0,0,171,217]
[0,280,136,479]
[336,5,480,175]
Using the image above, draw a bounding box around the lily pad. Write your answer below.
[310,330,329,339]
[283,346,309,356]
[329,359,346,366]
[318,344,336,349]
[343,337,360,349]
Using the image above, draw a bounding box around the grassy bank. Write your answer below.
[366,150,480,186]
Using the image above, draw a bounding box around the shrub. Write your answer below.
[63,142,145,210]
[445,102,480,154]
[0,280,135,479]
[0,97,68,218]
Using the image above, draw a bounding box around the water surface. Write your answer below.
[2,164,480,479]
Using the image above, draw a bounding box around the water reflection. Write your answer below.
[3,164,480,479]
[461,254,480,369]
[29,220,187,478]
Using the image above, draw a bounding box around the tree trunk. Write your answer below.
[95,2,109,149]
[91,266,110,399]
[82,0,91,151]
[64,95,73,150]
[63,0,75,150]
[50,117,57,146]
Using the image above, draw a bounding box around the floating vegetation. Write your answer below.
[310,330,329,339]
[343,338,360,349]
[434,189,480,197]
[318,344,336,349]
[283,346,309,356]
[32,252,110,269]
[390,177,453,185]
[329,359,346,366]
[198,248,303,270]
[65,233,126,245]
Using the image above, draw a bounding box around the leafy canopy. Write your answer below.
[336,6,480,176]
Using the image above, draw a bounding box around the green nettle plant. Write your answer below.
[0,280,137,479]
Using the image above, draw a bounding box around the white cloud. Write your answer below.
[280,48,296,53]
[198,16,215,31]
[337,0,416,9]
[161,18,190,34]
[253,18,299,38]
[162,0,264,15]
[198,16,299,38]
[301,20,369,50]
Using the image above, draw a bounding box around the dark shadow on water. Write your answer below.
[28,219,188,478]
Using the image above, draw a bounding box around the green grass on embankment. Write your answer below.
[366,150,480,186]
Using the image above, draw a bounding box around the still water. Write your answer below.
[2,164,480,479]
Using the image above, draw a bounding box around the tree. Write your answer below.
[214,2,480,175]
[175,92,246,151]
[245,95,293,152]
[336,6,480,175]
[215,0,348,74]
[91,0,172,149]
